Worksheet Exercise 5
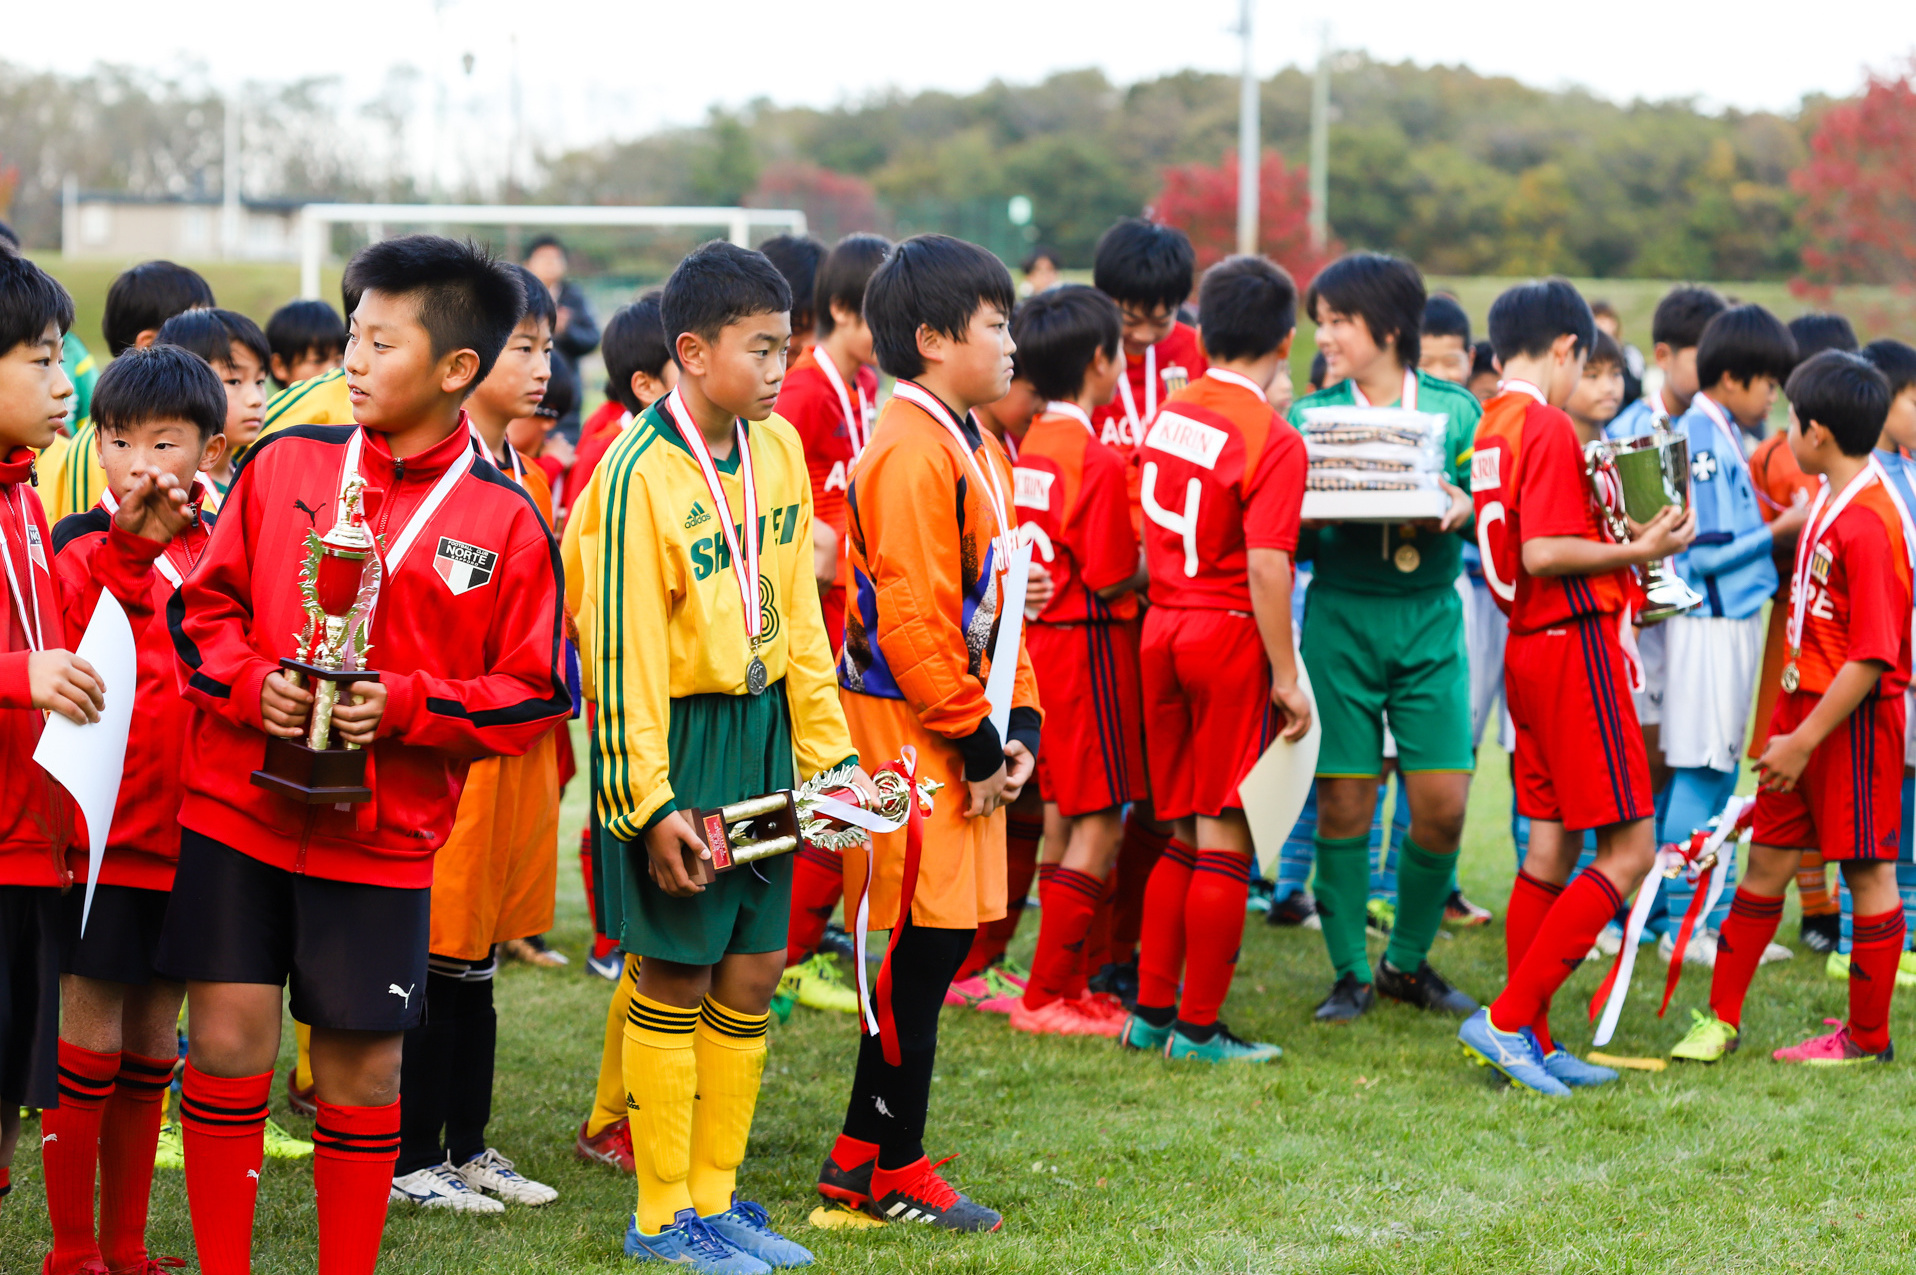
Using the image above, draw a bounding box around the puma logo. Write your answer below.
[293,498,325,526]
[247,1169,260,1181]
[41,1133,56,1145]
[389,983,416,1007]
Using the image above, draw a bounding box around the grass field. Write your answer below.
[5,722,1916,1273]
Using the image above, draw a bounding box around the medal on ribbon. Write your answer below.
[662,389,769,695]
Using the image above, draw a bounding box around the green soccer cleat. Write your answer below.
[1366,897,1397,935]
[154,1123,183,1170]
[1669,1008,1740,1063]
[778,954,860,1015]
[1166,1021,1282,1063]
[1118,1012,1174,1054]
[264,1118,314,1159]
[1900,951,1916,988]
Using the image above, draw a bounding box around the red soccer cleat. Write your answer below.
[574,1117,635,1172]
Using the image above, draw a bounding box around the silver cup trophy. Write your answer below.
[1583,428,1703,623]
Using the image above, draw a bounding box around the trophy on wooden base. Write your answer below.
[250,473,383,804]
[1584,429,1703,624]
[683,761,941,885]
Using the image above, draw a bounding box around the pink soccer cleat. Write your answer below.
[945,975,991,1008]
[1772,1019,1894,1065]
[1010,995,1121,1037]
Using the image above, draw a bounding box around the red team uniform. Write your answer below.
[1090,322,1207,453]
[1014,402,1148,815]
[1137,369,1306,820]
[776,345,878,651]
[1472,381,1652,830]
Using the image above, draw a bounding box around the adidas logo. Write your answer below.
[684,501,712,529]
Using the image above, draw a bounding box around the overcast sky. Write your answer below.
[12,0,1911,153]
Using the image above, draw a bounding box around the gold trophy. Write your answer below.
[683,761,940,885]
[1584,429,1704,623]
[250,474,384,804]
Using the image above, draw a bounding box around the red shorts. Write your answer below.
[1505,614,1653,832]
[1029,618,1148,816]
[1140,606,1274,821]
[1753,689,1904,860]
[821,583,846,657]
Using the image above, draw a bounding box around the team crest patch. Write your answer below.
[1691,450,1718,483]
[434,536,498,596]
[24,524,45,570]
[1811,544,1832,583]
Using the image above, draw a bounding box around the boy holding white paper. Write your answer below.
[0,248,189,1212]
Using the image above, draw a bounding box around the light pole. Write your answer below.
[1236,0,1259,256]
[1309,24,1331,252]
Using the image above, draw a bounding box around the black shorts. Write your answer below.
[0,885,65,1110]
[63,883,172,985]
[155,831,430,1032]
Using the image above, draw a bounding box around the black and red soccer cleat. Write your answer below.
[866,1155,1002,1231]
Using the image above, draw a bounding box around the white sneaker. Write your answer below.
[1595,922,1625,957]
[1658,928,1718,967]
[455,1147,559,1206]
[391,1161,506,1213]
[1761,940,1795,965]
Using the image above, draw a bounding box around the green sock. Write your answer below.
[1312,835,1373,983]
[1385,836,1457,973]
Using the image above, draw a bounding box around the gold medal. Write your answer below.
[1393,543,1421,573]
[1781,661,1799,693]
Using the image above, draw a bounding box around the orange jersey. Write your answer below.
[1472,387,1634,635]
[1014,406,1140,623]
[1788,478,1912,697]
[1751,431,1820,527]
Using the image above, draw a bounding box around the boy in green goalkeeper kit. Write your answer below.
[1291,253,1482,1023]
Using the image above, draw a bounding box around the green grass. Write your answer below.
[6,721,1916,1272]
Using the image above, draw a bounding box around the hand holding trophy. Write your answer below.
[1583,427,1704,623]
[681,759,941,885]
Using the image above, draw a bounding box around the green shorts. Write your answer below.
[605,682,796,967]
[1301,584,1474,778]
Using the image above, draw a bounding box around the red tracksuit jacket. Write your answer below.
[170,421,570,888]
[0,446,163,888]
[53,493,217,891]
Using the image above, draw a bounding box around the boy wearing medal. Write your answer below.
[592,239,874,1272]
[1672,351,1911,1066]
[160,235,570,1275]
[1289,252,1482,1024]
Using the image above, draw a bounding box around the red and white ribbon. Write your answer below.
[660,388,762,653]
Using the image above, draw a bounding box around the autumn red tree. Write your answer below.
[1150,150,1338,283]
[1792,59,1916,296]
[747,162,883,244]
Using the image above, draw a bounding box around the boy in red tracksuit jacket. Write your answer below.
[0,249,189,1209]
[158,236,569,1275]
[42,345,227,1275]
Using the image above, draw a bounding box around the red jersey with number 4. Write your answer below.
[1472,389,1634,635]
[1014,408,1139,623]
[776,346,879,539]
[1090,323,1208,453]
[1138,372,1306,612]
[1790,481,1912,697]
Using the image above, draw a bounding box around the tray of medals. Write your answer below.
[1298,405,1452,522]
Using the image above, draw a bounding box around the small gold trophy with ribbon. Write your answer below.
[684,761,940,885]
[250,474,383,804]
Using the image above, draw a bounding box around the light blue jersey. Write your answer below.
[1674,393,1776,619]
[1603,394,1666,442]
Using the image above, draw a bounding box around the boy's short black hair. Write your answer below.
[1862,339,1916,400]
[0,221,18,249]
[1009,285,1122,403]
[864,234,1016,381]
[0,244,75,354]
[1422,294,1471,347]
[1198,255,1297,364]
[1787,312,1859,359]
[103,261,214,356]
[759,234,827,332]
[1649,285,1728,351]
[1308,351,1328,392]
[1305,252,1427,367]
[537,353,578,422]
[659,241,793,370]
[92,344,227,441]
[814,235,891,338]
[1092,219,1196,314]
[342,235,525,389]
[1788,350,1890,457]
[524,234,565,258]
[1472,340,1498,378]
[603,290,672,414]
[156,307,271,374]
[1587,329,1625,372]
[510,265,558,332]
[1590,299,1620,323]
[1021,246,1060,275]
[264,299,346,373]
[1697,304,1799,389]
[1488,278,1595,362]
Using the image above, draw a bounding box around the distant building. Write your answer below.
[61,188,304,262]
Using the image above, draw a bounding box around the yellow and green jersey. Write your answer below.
[590,400,854,841]
[43,421,103,523]
[254,367,352,454]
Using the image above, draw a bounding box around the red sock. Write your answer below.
[1490,870,1622,1036]
[955,814,1042,979]
[828,1132,878,1173]
[786,843,846,966]
[1707,888,1786,1029]
[1026,867,1103,1009]
[1078,877,1117,990]
[180,1064,271,1275]
[313,1099,402,1275]
[1504,870,1564,1051]
[98,1052,174,1272]
[1178,850,1252,1027]
[1110,812,1169,966]
[579,837,597,930]
[0,1164,10,1205]
[44,1039,120,1274]
[1849,906,1905,1054]
[1135,839,1198,1011]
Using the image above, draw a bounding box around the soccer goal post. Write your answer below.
[296,203,808,299]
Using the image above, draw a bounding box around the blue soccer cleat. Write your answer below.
[1540,1049,1619,1088]
[1458,1008,1570,1096]
[625,1209,771,1273]
[704,1197,814,1268]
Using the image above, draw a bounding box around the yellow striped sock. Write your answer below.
[688,998,770,1217]
[587,954,640,1138]
[623,992,700,1233]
